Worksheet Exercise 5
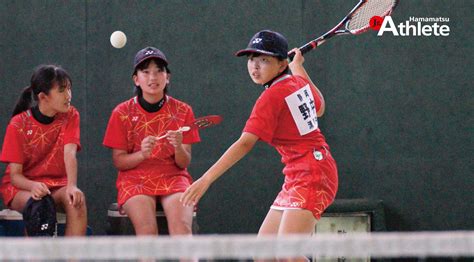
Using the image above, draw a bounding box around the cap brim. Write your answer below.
[235,48,280,57]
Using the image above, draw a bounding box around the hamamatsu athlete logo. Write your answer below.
[370,16,450,36]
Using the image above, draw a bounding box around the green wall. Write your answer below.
[0,0,472,234]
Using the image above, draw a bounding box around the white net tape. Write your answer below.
[348,0,396,31]
[0,231,473,260]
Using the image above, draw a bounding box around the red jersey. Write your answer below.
[103,96,200,205]
[0,107,81,200]
[243,74,328,164]
[243,74,338,219]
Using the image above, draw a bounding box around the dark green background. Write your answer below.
[0,0,472,235]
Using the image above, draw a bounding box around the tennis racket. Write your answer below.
[191,115,222,129]
[156,126,191,140]
[289,0,398,59]
[155,115,222,140]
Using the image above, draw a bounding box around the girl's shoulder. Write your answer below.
[9,110,30,125]
[52,106,80,123]
[112,97,138,112]
[291,75,310,85]
[270,75,310,94]
[274,75,308,88]
[166,96,193,110]
[68,106,79,115]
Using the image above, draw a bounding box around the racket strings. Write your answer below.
[348,0,396,32]
[195,119,212,128]
[192,115,222,129]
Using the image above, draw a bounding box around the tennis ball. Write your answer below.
[110,31,127,48]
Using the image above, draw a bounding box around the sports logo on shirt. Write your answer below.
[285,84,318,136]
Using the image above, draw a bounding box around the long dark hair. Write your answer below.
[12,65,72,117]
[133,58,170,97]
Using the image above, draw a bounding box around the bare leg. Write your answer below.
[254,209,284,262]
[51,187,87,236]
[161,192,194,235]
[277,209,317,262]
[9,190,32,212]
[258,209,283,236]
[278,209,316,234]
[122,195,158,235]
[161,192,197,262]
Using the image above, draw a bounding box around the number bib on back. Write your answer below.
[284,84,318,136]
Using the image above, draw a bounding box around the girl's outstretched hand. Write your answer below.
[180,177,211,206]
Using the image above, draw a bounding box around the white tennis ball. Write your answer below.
[110,31,127,48]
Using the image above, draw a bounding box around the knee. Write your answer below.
[75,201,87,218]
[64,196,87,219]
[168,217,193,235]
[135,221,158,235]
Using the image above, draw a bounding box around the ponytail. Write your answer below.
[10,64,72,118]
[12,86,34,117]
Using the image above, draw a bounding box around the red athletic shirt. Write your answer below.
[103,96,200,203]
[243,74,329,164]
[0,106,81,185]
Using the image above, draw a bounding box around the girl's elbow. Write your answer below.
[237,136,258,153]
[317,104,326,117]
[112,161,120,170]
[10,176,19,187]
[112,156,124,170]
[317,109,325,117]
[176,163,188,169]
[176,157,191,169]
[113,160,127,171]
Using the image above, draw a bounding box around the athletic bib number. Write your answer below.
[285,84,318,136]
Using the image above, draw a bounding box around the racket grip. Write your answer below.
[289,41,317,61]
[300,41,317,55]
[155,134,168,140]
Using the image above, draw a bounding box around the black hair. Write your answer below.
[12,65,72,117]
[133,58,171,97]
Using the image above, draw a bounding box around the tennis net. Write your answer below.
[0,231,473,261]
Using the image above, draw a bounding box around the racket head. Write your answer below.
[346,0,398,34]
[191,115,223,130]
[292,0,398,59]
